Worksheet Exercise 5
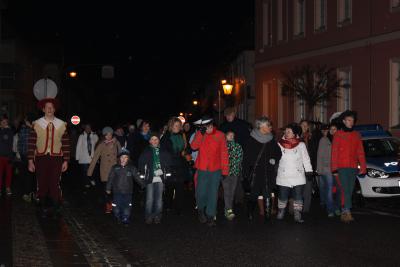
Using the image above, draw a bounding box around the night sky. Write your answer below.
[5,1,254,127]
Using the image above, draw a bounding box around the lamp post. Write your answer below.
[218,80,233,125]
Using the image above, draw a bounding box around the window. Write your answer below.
[263,81,273,117]
[390,59,400,127]
[277,0,284,41]
[337,67,352,112]
[294,0,306,37]
[295,97,306,122]
[337,0,352,26]
[263,0,272,46]
[314,0,327,32]
[391,0,400,11]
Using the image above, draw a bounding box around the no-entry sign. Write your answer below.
[71,115,81,125]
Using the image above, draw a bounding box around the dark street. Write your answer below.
[2,163,400,266]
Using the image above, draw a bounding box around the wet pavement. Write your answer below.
[2,165,400,266]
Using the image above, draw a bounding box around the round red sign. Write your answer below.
[71,115,81,125]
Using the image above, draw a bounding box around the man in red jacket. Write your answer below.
[331,110,366,223]
[191,117,229,226]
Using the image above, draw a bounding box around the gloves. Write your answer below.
[269,159,276,165]
[199,126,206,135]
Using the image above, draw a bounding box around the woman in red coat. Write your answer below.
[191,117,229,227]
[331,110,366,223]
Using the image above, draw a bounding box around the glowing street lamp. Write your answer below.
[68,71,77,78]
[193,100,199,106]
[222,83,233,95]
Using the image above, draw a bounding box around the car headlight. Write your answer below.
[367,168,389,179]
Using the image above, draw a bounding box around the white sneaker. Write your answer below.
[90,180,96,186]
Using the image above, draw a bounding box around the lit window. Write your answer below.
[337,0,352,26]
[314,0,327,32]
[337,67,352,112]
[390,59,400,127]
[294,0,306,37]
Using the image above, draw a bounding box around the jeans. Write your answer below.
[145,182,164,220]
[112,193,132,221]
[278,185,304,211]
[336,168,358,212]
[0,156,12,190]
[302,179,313,213]
[196,170,221,218]
[221,175,238,210]
[80,164,94,186]
[319,174,338,213]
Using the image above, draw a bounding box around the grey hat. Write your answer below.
[118,148,130,157]
[102,126,114,136]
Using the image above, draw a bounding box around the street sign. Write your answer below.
[33,78,58,100]
[71,115,81,125]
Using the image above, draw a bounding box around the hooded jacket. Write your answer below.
[190,128,229,176]
[106,163,143,194]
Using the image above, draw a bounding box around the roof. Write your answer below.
[354,124,392,138]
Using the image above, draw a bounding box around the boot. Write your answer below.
[247,200,256,221]
[293,201,304,223]
[198,209,207,224]
[277,208,285,220]
[271,196,277,215]
[294,210,304,223]
[207,216,216,227]
[264,197,272,222]
[277,199,287,220]
[257,198,265,216]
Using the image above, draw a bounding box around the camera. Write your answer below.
[199,126,207,134]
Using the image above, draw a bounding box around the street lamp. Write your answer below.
[193,100,199,106]
[218,80,233,124]
[68,71,77,78]
[222,83,233,95]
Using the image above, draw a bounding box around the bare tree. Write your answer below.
[281,65,342,121]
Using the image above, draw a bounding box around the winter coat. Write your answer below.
[190,128,229,176]
[138,146,172,185]
[131,131,151,165]
[75,132,99,164]
[243,136,281,193]
[106,164,144,194]
[0,127,14,158]
[220,118,251,147]
[87,138,121,182]
[276,141,313,187]
[316,136,332,175]
[331,129,367,173]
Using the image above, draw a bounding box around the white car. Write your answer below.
[353,125,400,201]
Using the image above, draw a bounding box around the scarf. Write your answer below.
[279,137,301,149]
[151,146,161,175]
[170,133,185,154]
[250,129,273,144]
[343,126,354,132]
[87,133,92,156]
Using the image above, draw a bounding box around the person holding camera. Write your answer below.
[190,117,229,227]
[242,116,281,222]
[276,123,313,223]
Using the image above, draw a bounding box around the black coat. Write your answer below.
[138,146,172,185]
[160,131,187,183]
[243,136,282,193]
[106,164,144,194]
[131,132,150,166]
[220,118,251,148]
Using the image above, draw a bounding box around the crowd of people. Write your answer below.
[0,99,367,226]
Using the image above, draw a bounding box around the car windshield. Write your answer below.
[363,138,400,157]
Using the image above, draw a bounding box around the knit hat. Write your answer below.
[118,148,130,157]
[102,126,114,136]
[149,132,160,139]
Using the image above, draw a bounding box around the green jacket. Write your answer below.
[227,141,243,177]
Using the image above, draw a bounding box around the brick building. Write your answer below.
[255,0,400,130]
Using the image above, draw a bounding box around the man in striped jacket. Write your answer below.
[28,98,70,217]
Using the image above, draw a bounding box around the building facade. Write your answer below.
[255,0,400,130]
[224,50,256,124]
